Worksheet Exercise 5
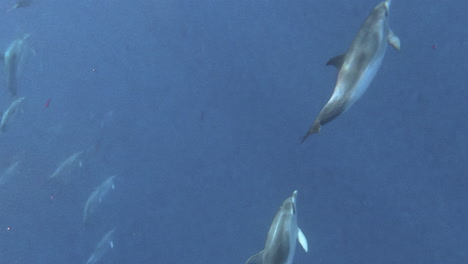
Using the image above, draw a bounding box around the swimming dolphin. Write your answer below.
[7,0,33,12]
[85,228,115,264]
[245,190,308,264]
[2,34,30,97]
[48,151,83,181]
[302,0,400,140]
[0,97,25,132]
[0,161,20,186]
[83,175,116,224]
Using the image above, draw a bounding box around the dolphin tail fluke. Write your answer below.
[301,121,321,143]
[245,251,264,264]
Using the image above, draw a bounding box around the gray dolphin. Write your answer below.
[0,97,25,132]
[245,190,308,264]
[0,161,21,186]
[8,0,33,12]
[48,151,83,181]
[2,34,31,97]
[83,175,116,224]
[85,228,115,264]
[302,0,400,141]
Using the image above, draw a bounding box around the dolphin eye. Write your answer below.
[292,204,296,215]
[385,10,388,17]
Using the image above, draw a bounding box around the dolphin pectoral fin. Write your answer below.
[245,251,264,264]
[297,227,309,252]
[326,54,345,69]
[388,30,401,51]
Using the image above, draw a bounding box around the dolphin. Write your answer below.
[83,175,117,224]
[245,190,308,264]
[302,0,400,141]
[0,97,25,132]
[0,161,21,186]
[48,151,83,181]
[2,34,31,97]
[85,228,115,264]
[7,0,33,12]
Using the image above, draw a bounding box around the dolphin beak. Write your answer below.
[291,190,298,204]
[384,0,391,9]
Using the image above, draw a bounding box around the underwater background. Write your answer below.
[0,0,466,263]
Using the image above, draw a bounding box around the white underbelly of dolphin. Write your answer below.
[347,47,386,107]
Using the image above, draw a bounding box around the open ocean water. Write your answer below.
[0,0,466,263]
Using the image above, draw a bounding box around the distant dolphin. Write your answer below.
[302,0,400,140]
[2,34,30,97]
[0,161,20,186]
[0,97,25,132]
[83,175,116,224]
[48,151,83,181]
[245,190,308,264]
[85,228,115,264]
[7,0,33,12]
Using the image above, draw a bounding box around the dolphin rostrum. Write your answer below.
[245,190,308,264]
[302,0,400,141]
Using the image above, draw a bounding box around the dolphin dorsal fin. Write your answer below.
[245,251,264,264]
[297,227,308,252]
[326,54,345,69]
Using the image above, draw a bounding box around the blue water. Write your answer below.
[0,0,466,263]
